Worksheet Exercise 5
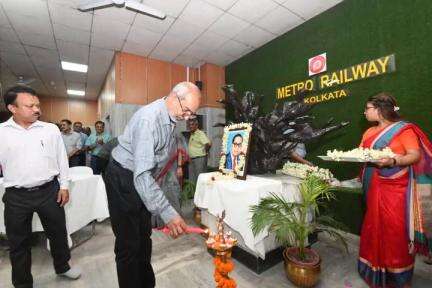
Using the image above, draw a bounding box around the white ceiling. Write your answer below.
[0,0,343,100]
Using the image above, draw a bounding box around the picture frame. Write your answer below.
[219,123,252,180]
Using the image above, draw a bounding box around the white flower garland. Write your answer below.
[280,161,334,182]
[326,147,395,161]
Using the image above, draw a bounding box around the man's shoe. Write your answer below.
[58,266,82,280]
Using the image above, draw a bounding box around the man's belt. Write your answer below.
[8,178,56,192]
[191,155,207,159]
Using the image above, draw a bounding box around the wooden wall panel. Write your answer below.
[69,100,86,123]
[105,52,225,108]
[171,63,187,88]
[207,64,225,108]
[199,63,225,108]
[38,97,97,126]
[116,52,148,105]
[199,64,208,107]
[51,98,69,123]
[39,97,52,122]
[189,67,199,84]
[148,58,171,103]
[83,101,98,126]
[97,97,102,119]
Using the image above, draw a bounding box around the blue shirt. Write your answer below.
[111,98,178,223]
[293,143,306,158]
[85,132,112,156]
[79,132,88,149]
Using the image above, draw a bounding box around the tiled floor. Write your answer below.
[0,207,431,288]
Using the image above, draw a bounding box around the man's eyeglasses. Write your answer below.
[233,142,242,147]
[177,95,196,118]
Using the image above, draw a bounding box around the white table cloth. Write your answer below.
[0,172,110,245]
[194,172,302,259]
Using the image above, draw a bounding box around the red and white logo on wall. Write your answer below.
[308,53,327,76]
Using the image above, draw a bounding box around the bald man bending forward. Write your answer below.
[104,82,201,288]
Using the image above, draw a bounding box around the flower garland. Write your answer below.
[280,161,334,182]
[233,154,246,175]
[219,123,252,177]
[214,257,236,288]
[326,147,395,161]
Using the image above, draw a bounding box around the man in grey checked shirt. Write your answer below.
[104,82,201,288]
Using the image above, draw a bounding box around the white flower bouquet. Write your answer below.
[280,161,334,182]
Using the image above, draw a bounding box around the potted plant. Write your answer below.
[180,179,196,205]
[250,175,347,287]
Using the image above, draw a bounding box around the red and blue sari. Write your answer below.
[358,121,432,288]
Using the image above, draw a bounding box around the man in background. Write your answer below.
[83,127,91,136]
[187,118,211,183]
[290,142,313,166]
[60,119,82,167]
[85,121,111,174]
[0,86,81,288]
[73,121,88,166]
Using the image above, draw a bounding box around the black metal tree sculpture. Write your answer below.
[218,84,349,174]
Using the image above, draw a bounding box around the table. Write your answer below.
[0,172,110,247]
[194,172,303,260]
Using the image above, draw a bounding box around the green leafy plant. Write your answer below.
[180,180,196,205]
[250,175,348,261]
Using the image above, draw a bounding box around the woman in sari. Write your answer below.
[358,92,432,287]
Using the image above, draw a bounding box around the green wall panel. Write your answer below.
[226,0,432,180]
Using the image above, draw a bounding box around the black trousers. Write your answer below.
[68,154,81,167]
[91,155,106,175]
[76,152,86,166]
[2,179,70,288]
[103,158,155,288]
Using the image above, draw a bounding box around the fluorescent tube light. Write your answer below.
[67,89,85,96]
[61,61,88,73]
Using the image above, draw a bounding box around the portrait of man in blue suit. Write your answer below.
[225,133,243,170]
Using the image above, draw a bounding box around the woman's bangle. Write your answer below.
[391,157,397,166]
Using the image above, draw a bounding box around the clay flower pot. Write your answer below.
[283,247,321,288]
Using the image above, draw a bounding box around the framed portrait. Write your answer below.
[219,123,252,180]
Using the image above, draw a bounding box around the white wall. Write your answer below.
[109,103,142,137]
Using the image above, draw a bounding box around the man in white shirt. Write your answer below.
[73,121,88,166]
[0,86,81,287]
[60,119,82,167]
